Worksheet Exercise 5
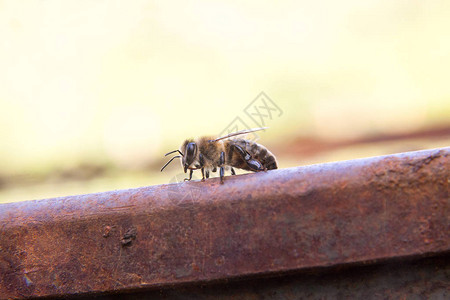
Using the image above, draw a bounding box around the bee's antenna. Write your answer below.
[160,155,181,172]
[165,150,184,157]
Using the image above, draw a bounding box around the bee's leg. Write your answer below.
[219,151,225,184]
[233,144,251,161]
[231,167,236,175]
[184,169,194,181]
[199,153,206,181]
[247,159,264,171]
[232,144,264,171]
[201,168,205,181]
[205,170,210,178]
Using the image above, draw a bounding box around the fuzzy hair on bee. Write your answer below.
[161,128,277,184]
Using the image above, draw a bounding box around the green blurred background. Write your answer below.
[1,1,449,203]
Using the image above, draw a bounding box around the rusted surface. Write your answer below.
[0,148,448,299]
[76,254,450,299]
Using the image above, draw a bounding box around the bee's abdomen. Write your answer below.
[232,139,278,171]
[263,151,278,170]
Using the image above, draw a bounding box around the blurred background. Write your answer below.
[1,1,449,203]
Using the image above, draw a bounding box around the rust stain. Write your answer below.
[0,148,448,299]
[121,227,137,246]
[103,225,115,238]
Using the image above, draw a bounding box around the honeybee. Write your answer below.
[161,128,277,184]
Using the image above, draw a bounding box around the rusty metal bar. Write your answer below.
[0,148,448,299]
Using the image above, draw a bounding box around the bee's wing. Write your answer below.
[211,127,268,142]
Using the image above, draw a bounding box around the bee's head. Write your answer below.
[160,139,198,173]
[181,140,197,173]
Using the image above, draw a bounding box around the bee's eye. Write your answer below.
[186,142,196,160]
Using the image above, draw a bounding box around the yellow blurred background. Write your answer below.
[1,1,449,203]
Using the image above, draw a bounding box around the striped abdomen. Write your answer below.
[224,139,277,171]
